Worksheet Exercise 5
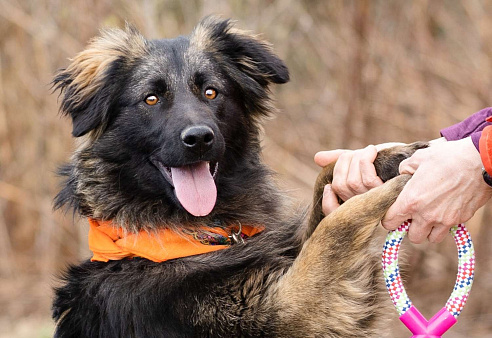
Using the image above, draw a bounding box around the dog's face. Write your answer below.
[54,18,289,224]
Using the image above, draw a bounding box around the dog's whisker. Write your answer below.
[51,16,423,337]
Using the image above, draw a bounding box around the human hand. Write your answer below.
[314,143,404,215]
[381,137,492,243]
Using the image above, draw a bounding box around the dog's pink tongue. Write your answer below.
[171,162,217,217]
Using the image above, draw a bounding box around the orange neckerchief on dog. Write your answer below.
[88,218,264,263]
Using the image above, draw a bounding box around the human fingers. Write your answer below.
[406,220,433,244]
[331,147,380,201]
[383,137,490,243]
[331,151,355,201]
[314,149,347,167]
[398,154,421,175]
[345,149,364,193]
[381,193,412,231]
[322,184,340,215]
[427,224,450,243]
[358,145,384,189]
[345,145,383,194]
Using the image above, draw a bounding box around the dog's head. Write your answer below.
[54,17,289,225]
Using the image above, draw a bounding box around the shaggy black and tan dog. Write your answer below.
[52,17,425,337]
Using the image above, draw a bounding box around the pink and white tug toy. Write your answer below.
[382,220,475,338]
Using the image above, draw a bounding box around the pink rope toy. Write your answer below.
[382,220,475,338]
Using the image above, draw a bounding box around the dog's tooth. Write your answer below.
[212,162,219,178]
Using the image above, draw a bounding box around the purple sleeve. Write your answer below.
[440,107,492,150]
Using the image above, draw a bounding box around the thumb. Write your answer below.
[322,184,341,215]
[398,157,419,175]
[381,197,411,230]
[314,149,347,167]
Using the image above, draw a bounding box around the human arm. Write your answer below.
[315,108,492,243]
[381,137,492,243]
[440,107,492,149]
[315,138,492,243]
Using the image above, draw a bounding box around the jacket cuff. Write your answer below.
[471,131,482,151]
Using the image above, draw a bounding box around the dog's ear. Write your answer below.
[53,24,148,138]
[190,17,289,116]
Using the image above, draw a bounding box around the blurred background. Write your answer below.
[1,0,492,337]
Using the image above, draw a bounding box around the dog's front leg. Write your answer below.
[269,174,410,337]
[304,141,428,243]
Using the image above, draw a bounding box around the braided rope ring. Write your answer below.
[382,221,475,336]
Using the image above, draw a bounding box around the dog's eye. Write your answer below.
[204,88,217,100]
[145,95,159,106]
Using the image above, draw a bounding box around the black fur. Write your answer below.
[53,19,289,232]
[53,229,303,337]
[53,18,300,337]
[52,17,424,337]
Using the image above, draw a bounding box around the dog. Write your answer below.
[52,16,426,337]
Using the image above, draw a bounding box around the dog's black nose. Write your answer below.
[181,126,215,154]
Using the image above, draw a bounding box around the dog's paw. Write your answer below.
[373,141,428,182]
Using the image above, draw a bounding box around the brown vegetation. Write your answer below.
[0,0,491,336]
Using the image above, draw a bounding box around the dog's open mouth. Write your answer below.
[153,160,218,217]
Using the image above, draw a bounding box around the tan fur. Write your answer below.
[52,17,427,335]
[265,171,411,337]
[57,24,148,140]
[65,24,147,101]
[190,17,278,80]
[190,16,266,51]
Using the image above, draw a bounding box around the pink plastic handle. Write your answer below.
[400,306,457,338]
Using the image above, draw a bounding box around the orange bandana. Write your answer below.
[88,218,264,263]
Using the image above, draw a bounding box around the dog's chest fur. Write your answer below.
[52,16,423,338]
